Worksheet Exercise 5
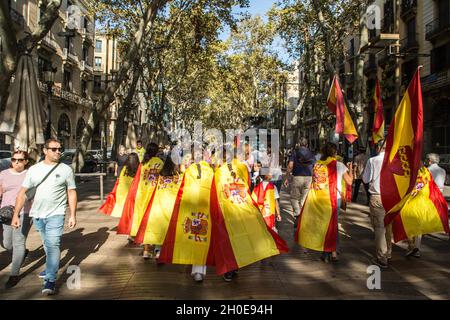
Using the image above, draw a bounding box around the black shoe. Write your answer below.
[320,253,330,263]
[5,276,20,289]
[371,258,388,269]
[405,248,419,258]
[223,272,234,282]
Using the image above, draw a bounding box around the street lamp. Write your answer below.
[43,65,57,140]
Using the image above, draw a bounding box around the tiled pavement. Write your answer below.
[0,176,449,300]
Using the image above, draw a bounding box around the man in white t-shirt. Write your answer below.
[12,138,77,296]
[362,142,392,268]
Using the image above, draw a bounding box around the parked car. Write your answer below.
[438,154,450,185]
[60,151,98,173]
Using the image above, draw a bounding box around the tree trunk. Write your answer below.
[73,0,167,171]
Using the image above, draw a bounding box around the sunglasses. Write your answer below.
[47,147,63,152]
[11,158,26,163]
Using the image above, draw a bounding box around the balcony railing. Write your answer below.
[94,65,103,72]
[62,48,78,64]
[400,33,419,52]
[401,0,417,19]
[80,27,95,43]
[426,9,450,41]
[422,69,450,91]
[10,8,25,28]
[40,32,58,51]
[37,81,94,108]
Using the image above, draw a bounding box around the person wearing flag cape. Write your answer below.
[210,153,288,281]
[99,153,140,219]
[117,143,164,258]
[159,151,215,282]
[134,155,183,259]
[295,142,353,263]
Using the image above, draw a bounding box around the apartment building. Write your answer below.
[6,0,95,149]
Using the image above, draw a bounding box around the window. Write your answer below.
[38,57,51,81]
[431,43,449,73]
[438,0,449,27]
[94,75,102,90]
[95,57,102,68]
[63,70,72,91]
[81,80,88,98]
[83,46,88,62]
[407,19,416,40]
[95,40,102,53]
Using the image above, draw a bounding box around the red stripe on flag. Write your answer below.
[429,177,450,234]
[134,181,159,244]
[323,160,338,252]
[117,165,142,235]
[99,179,119,215]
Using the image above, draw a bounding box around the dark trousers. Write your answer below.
[352,179,370,203]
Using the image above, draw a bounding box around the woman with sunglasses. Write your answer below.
[0,150,32,289]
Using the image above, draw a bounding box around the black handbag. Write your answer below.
[0,205,15,225]
[25,162,61,201]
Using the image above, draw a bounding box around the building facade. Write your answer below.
[6,0,96,150]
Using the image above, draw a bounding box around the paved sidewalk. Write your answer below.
[0,177,449,300]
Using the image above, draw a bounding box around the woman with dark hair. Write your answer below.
[296,142,353,263]
[117,142,164,258]
[134,155,183,259]
[0,150,32,288]
[99,153,140,218]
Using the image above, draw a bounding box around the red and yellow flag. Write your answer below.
[134,173,184,245]
[251,182,277,230]
[99,167,135,218]
[295,157,339,252]
[372,79,385,144]
[209,159,288,275]
[389,167,449,242]
[381,68,423,224]
[159,162,215,266]
[117,157,164,236]
[327,76,358,144]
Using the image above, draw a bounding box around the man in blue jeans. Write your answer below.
[12,138,77,295]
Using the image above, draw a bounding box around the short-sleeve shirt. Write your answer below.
[0,169,32,213]
[336,162,348,200]
[22,162,76,218]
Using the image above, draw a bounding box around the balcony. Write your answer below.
[401,0,417,21]
[363,18,399,53]
[426,10,450,42]
[80,27,95,43]
[39,32,58,52]
[62,48,78,65]
[422,69,450,92]
[400,33,419,53]
[94,65,103,72]
[37,81,94,108]
[10,8,25,28]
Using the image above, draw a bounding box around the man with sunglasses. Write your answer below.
[12,138,77,295]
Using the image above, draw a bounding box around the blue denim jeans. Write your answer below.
[33,215,65,282]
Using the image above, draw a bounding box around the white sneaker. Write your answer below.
[143,251,150,259]
[406,248,419,257]
[154,250,160,259]
[193,273,203,282]
[412,250,421,258]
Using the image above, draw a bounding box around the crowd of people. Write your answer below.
[0,136,448,296]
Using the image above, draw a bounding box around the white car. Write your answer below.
[0,150,12,172]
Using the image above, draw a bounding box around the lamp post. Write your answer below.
[43,66,57,140]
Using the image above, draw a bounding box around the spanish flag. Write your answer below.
[134,173,184,245]
[295,157,339,252]
[389,167,449,242]
[159,162,215,266]
[209,159,288,275]
[117,157,164,236]
[99,167,135,218]
[251,182,277,230]
[372,79,385,144]
[381,68,423,224]
[327,76,358,144]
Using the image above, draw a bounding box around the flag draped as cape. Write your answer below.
[99,167,135,218]
[389,167,449,242]
[159,161,215,266]
[372,79,385,144]
[117,157,164,235]
[295,157,339,252]
[210,159,288,275]
[134,173,184,245]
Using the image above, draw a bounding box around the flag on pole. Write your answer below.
[389,167,449,242]
[327,76,358,144]
[381,68,424,225]
[372,79,385,144]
